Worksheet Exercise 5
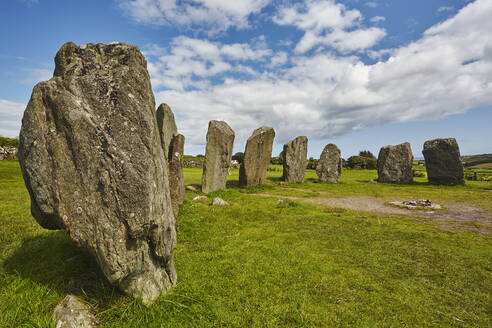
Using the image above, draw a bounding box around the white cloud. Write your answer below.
[365,1,378,8]
[147,0,492,155]
[370,16,385,23]
[273,0,386,53]
[438,6,454,13]
[0,100,25,138]
[268,51,288,67]
[145,36,272,90]
[118,0,271,34]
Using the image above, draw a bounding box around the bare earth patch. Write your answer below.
[250,188,492,235]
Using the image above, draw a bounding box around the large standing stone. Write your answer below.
[169,133,185,223]
[18,42,176,305]
[156,103,177,159]
[282,136,308,183]
[202,120,235,193]
[377,142,413,183]
[422,138,465,185]
[239,126,275,186]
[316,144,342,182]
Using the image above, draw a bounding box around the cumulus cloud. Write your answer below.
[273,0,386,53]
[144,35,272,90]
[117,0,271,34]
[146,0,492,154]
[0,100,25,138]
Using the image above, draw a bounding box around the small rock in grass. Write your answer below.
[390,199,442,210]
[193,196,207,201]
[53,295,98,328]
[186,185,198,191]
[212,197,230,206]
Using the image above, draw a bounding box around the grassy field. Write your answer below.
[1,161,491,327]
[462,153,492,169]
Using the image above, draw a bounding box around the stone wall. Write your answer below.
[0,146,18,160]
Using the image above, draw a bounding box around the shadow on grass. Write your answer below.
[225,180,240,188]
[355,179,431,186]
[3,231,123,303]
[267,176,283,182]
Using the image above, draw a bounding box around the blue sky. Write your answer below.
[1,0,491,158]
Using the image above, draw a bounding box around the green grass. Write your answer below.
[1,161,491,327]
[259,165,492,212]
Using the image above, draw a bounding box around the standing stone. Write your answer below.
[202,120,235,193]
[422,138,465,185]
[377,142,413,183]
[18,42,176,305]
[316,144,342,182]
[169,134,185,224]
[282,136,308,183]
[239,126,275,186]
[156,104,185,222]
[156,103,178,159]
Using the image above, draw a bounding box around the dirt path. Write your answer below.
[249,189,492,235]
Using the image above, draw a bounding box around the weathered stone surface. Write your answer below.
[156,103,185,220]
[168,134,185,223]
[0,146,18,160]
[186,185,198,191]
[282,136,308,183]
[422,138,465,185]
[183,160,203,168]
[18,42,176,305]
[239,126,275,186]
[156,103,178,159]
[202,120,235,193]
[212,197,230,206]
[53,295,98,328]
[377,142,413,183]
[316,144,342,182]
[390,200,442,210]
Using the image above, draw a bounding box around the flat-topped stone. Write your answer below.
[377,142,413,183]
[422,138,465,185]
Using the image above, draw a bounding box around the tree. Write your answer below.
[270,150,284,165]
[359,150,375,159]
[232,152,244,164]
[347,156,377,169]
[347,156,367,169]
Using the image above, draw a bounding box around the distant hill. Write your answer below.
[462,154,492,169]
